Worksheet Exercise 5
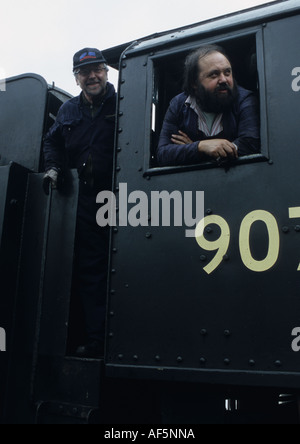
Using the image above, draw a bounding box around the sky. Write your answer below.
[0,0,279,96]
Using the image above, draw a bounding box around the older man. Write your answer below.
[43,48,116,357]
[157,45,260,166]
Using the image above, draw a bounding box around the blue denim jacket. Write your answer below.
[157,86,260,167]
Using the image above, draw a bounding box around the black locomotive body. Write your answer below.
[1,0,300,424]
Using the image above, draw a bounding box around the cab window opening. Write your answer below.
[149,33,262,171]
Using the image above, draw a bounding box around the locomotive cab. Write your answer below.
[103,0,300,422]
[149,32,262,168]
[2,0,300,424]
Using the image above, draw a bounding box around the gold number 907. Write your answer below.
[195,208,300,275]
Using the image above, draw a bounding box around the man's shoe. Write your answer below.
[75,340,104,359]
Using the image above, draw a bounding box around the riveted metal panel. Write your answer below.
[106,10,300,389]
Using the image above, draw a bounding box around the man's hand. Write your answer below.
[198,139,238,159]
[43,168,59,195]
[171,131,193,145]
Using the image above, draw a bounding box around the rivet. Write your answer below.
[224,358,231,366]
[200,255,207,262]
[109,311,114,317]
[249,359,255,367]
[155,355,161,362]
[109,332,114,338]
[206,209,213,215]
[223,255,230,261]
[295,225,300,232]
[122,63,127,68]
[118,354,124,360]
[110,289,116,294]
[111,269,116,274]
[133,355,138,361]
[268,160,273,165]
[199,358,206,365]
[118,128,123,134]
[146,232,152,239]
[224,330,231,337]
[282,226,290,233]
[275,360,282,367]
[118,111,123,117]
[117,147,122,152]
[200,329,207,336]
[116,166,121,172]
[113,248,117,253]
[177,356,183,363]
[206,227,213,234]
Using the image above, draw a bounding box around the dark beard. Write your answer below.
[195,81,239,114]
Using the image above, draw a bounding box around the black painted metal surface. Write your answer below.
[3,172,81,423]
[106,6,300,389]
[0,75,47,171]
[0,74,71,172]
[0,163,28,420]
[2,1,300,424]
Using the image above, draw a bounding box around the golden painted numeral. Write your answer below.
[239,210,280,272]
[195,215,230,275]
[289,207,300,271]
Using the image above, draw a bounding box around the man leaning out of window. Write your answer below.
[157,45,260,167]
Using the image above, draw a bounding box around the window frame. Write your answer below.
[143,26,268,177]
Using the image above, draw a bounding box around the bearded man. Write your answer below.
[157,45,260,166]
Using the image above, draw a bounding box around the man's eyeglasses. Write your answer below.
[74,65,109,76]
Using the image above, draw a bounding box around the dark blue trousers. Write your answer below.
[74,181,110,342]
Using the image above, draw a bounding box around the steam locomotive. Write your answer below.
[1,0,300,424]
